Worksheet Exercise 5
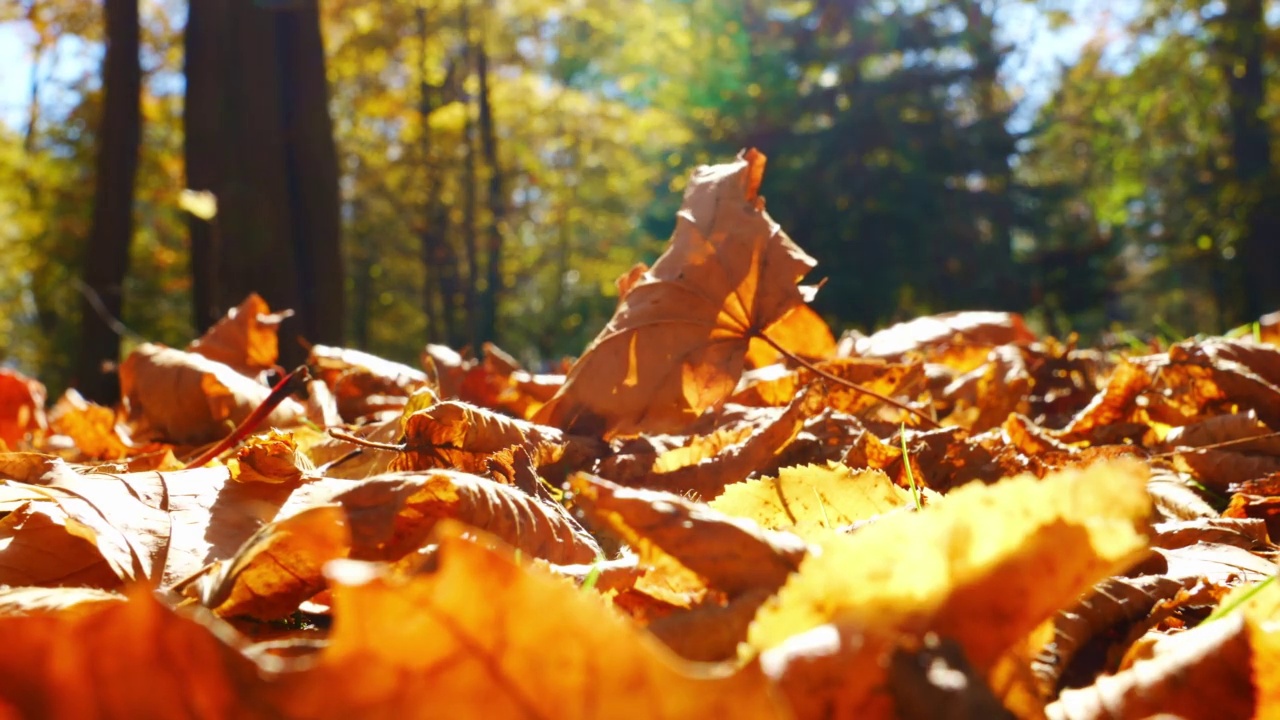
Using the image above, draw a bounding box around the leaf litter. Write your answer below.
[2,149,1280,718]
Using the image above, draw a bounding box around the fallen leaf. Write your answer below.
[193,504,350,619]
[275,523,787,719]
[710,462,914,533]
[853,311,1036,371]
[0,368,46,449]
[536,149,819,438]
[310,344,431,422]
[120,343,305,444]
[47,389,133,460]
[187,293,290,376]
[280,470,602,566]
[390,400,565,474]
[227,429,313,484]
[1046,612,1253,720]
[748,460,1153,714]
[0,585,124,616]
[745,305,837,369]
[573,474,808,597]
[0,586,271,719]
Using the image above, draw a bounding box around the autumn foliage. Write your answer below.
[3,152,1280,718]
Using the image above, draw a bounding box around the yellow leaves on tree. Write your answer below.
[536,149,824,438]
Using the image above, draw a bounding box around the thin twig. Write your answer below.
[183,365,312,469]
[1150,430,1280,458]
[327,428,405,452]
[751,327,941,429]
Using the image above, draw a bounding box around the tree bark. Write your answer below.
[476,35,505,345]
[76,0,140,404]
[185,0,345,363]
[1221,0,1280,318]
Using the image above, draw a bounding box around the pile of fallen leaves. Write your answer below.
[2,150,1280,719]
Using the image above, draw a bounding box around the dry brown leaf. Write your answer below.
[748,460,1153,715]
[275,523,787,719]
[853,311,1036,371]
[1151,516,1272,551]
[0,460,171,585]
[942,345,1032,432]
[46,389,133,460]
[0,502,123,588]
[309,344,431,422]
[1034,574,1198,695]
[227,429,313,484]
[281,470,601,566]
[1173,447,1280,489]
[0,368,46,449]
[187,292,290,376]
[1054,359,1150,442]
[734,357,926,418]
[745,305,837,369]
[647,586,776,662]
[0,586,271,719]
[1146,467,1219,521]
[573,474,808,597]
[536,149,819,438]
[889,634,1018,720]
[0,585,124,616]
[1046,612,1253,720]
[193,504,350,619]
[390,400,565,474]
[1162,410,1280,452]
[1152,542,1276,584]
[120,343,304,444]
[611,386,822,499]
[456,343,564,420]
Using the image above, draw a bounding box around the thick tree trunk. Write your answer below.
[76,0,140,404]
[185,0,345,363]
[476,38,505,345]
[1221,0,1280,317]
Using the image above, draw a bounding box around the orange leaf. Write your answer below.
[187,292,290,376]
[0,369,46,450]
[536,149,819,438]
[275,523,787,719]
[0,587,269,718]
[120,343,305,444]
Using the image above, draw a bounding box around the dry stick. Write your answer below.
[751,327,942,429]
[327,427,404,452]
[182,365,312,469]
[1150,429,1280,458]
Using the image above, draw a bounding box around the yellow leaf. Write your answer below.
[277,522,788,719]
[749,459,1153,709]
[711,462,913,532]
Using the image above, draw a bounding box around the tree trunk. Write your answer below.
[476,35,505,345]
[76,0,140,404]
[185,0,345,363]
[1221,0,1280,318]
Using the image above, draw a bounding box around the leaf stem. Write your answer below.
[751,328,941,428]
[182,365,312,469]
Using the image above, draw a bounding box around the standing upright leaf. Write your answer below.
[536,149,818,438]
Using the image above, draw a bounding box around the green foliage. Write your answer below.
[2,0,1277,391]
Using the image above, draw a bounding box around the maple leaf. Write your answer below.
[536,149,819,438]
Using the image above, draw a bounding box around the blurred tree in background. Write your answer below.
[0,0,1276,396]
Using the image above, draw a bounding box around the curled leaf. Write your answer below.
[537,149,819,438]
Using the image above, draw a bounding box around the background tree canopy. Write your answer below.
[0,0,1277,400]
